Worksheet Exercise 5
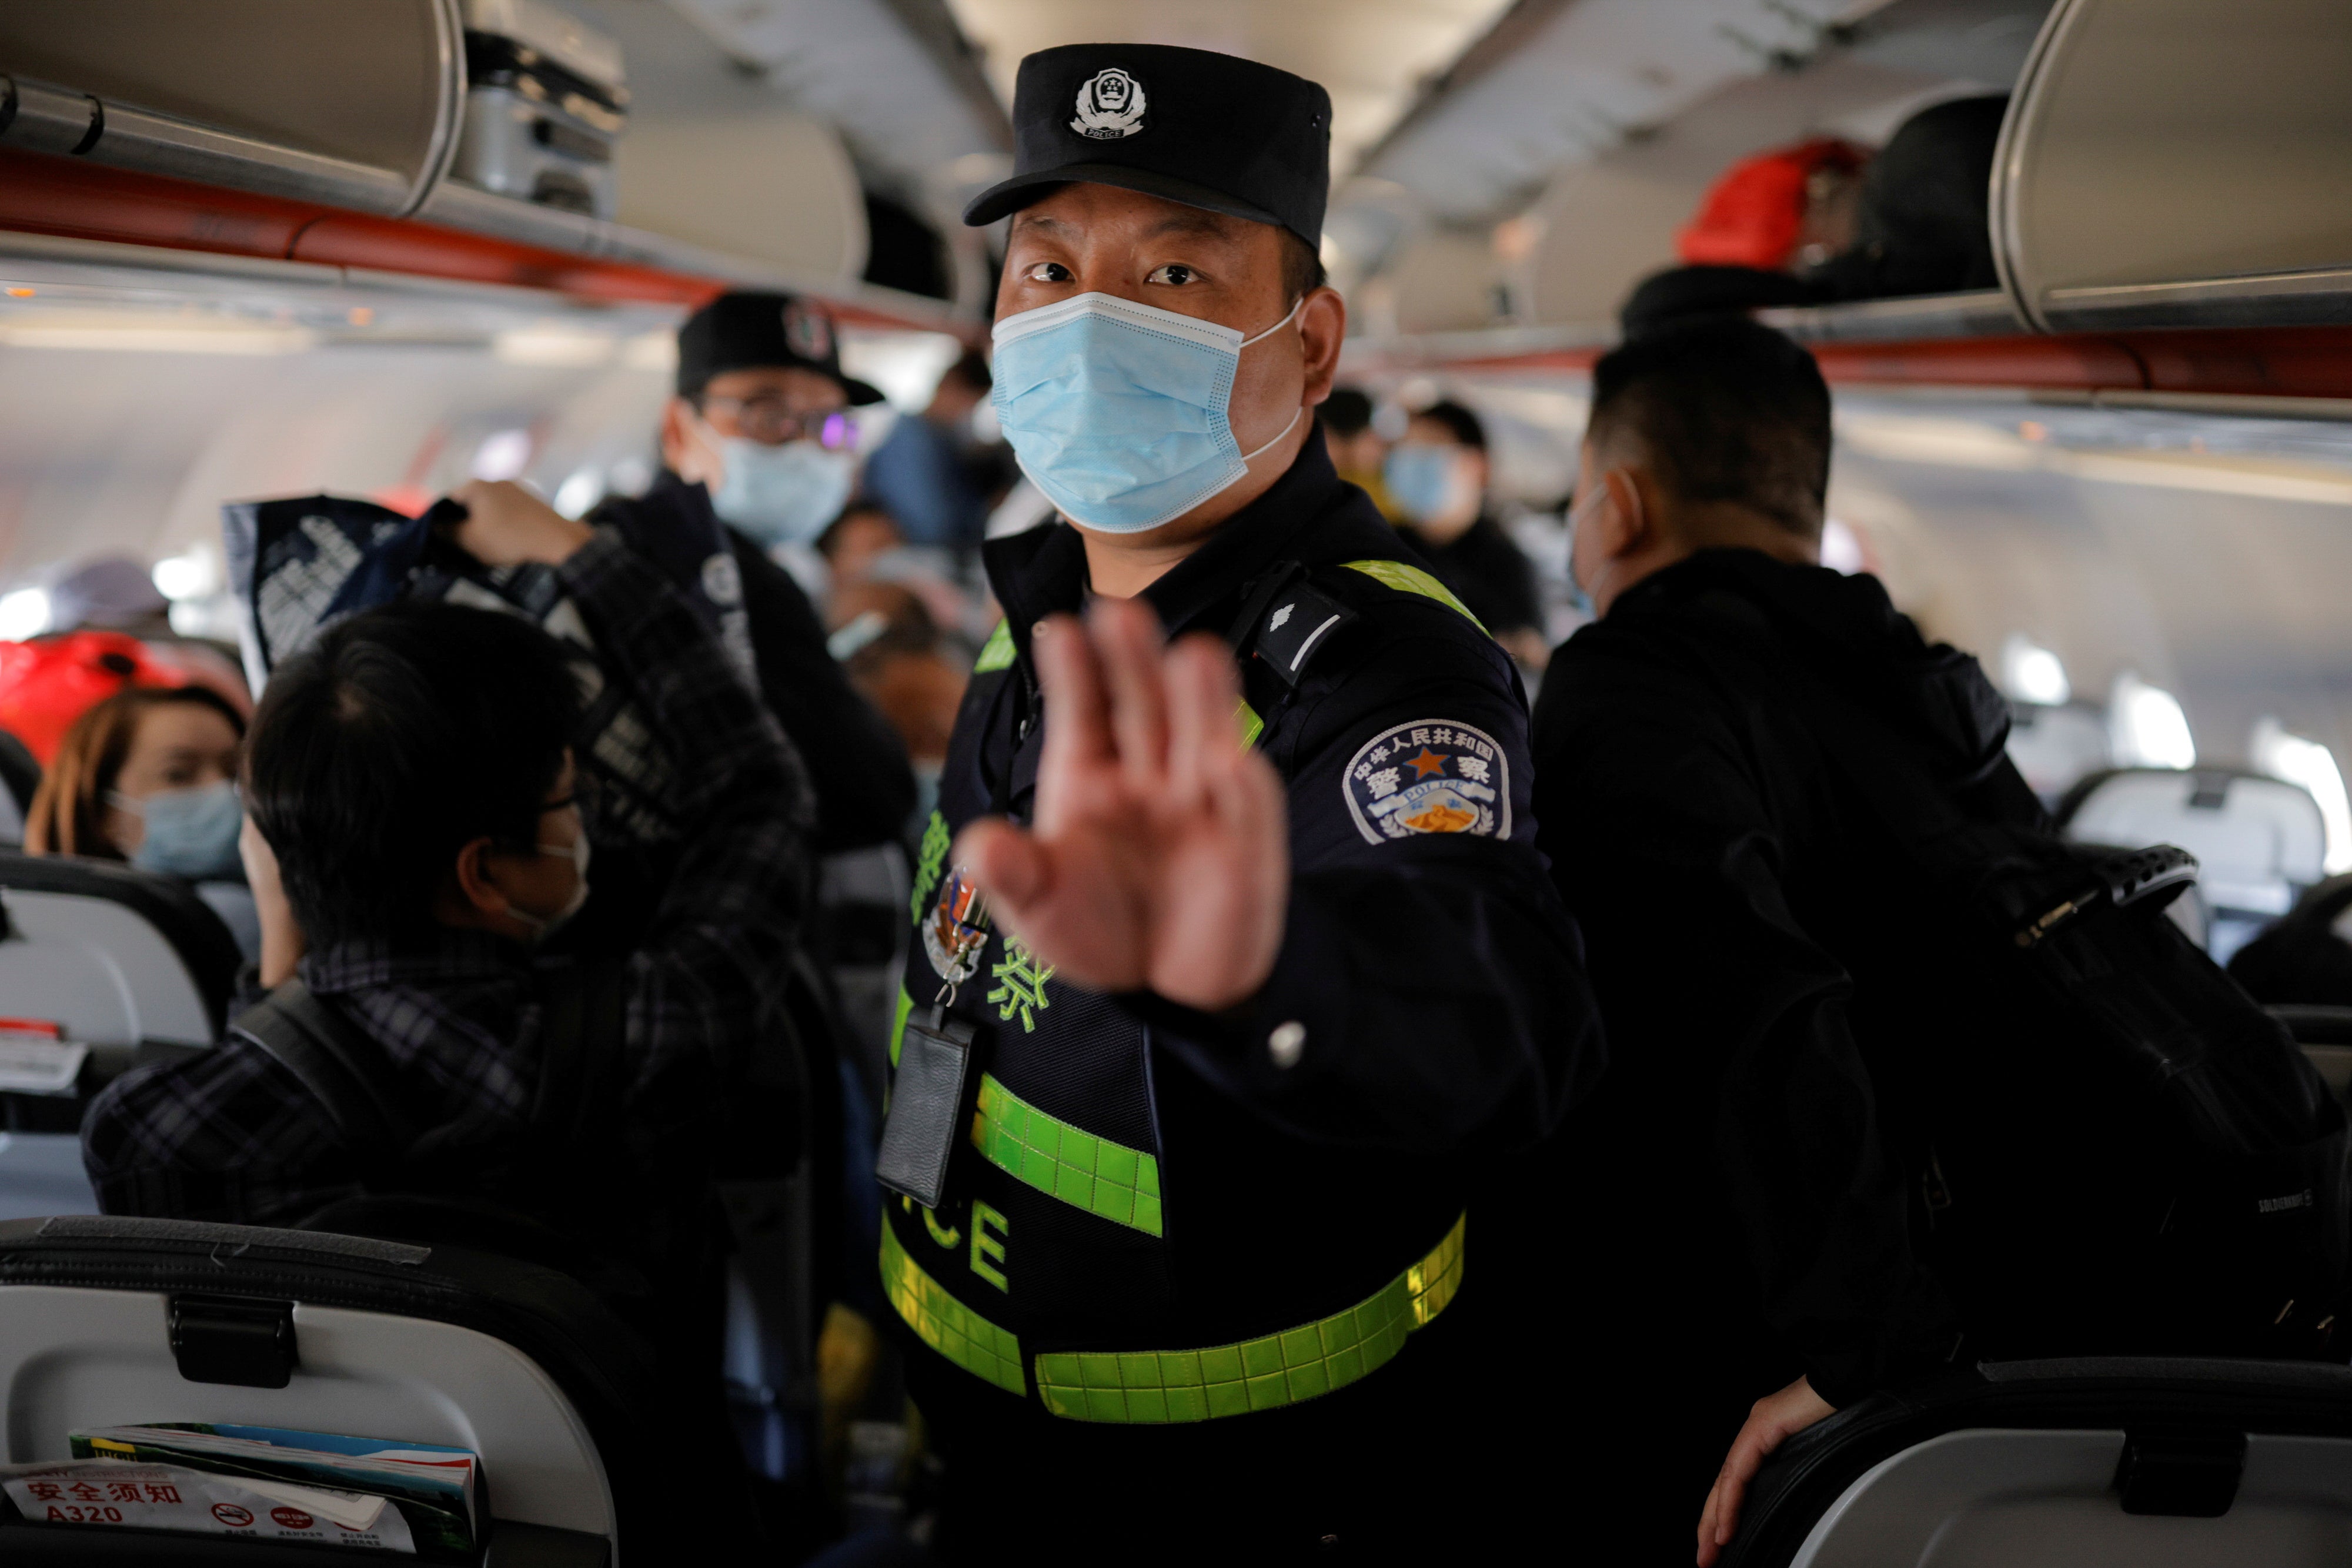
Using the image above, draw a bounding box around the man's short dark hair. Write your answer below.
[1586,318,1831,538]
[1413,400,1487,452]
[1280,229,1327,305]
[247,601,583,948]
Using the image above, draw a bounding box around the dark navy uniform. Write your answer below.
[881,436,1603,1549]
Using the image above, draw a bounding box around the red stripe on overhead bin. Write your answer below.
[2129,326,2352,401]
[1809,334,2149,392]
[286,212,714,306]
[1421,325,2352,404]
[0,146,322,260]
[0,146,943,331]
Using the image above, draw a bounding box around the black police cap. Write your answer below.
[963,44,1331,254]
[674,291,884,404]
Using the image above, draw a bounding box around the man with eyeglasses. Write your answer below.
[590,291,914,853]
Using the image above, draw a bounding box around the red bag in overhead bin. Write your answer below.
[0,631,182,764]
[1678,137,1869,272]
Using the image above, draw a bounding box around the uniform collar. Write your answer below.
[983,434,1349,666]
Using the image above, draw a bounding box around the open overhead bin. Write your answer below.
[1992,0,2352,332]
[0,0,963,332]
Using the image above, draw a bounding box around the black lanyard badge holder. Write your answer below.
[878,863,992,1209]
[876,1005,976,1208]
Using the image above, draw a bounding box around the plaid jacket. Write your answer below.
[82,529,813,1226]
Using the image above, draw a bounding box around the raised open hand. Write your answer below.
[953,597,1289,1013]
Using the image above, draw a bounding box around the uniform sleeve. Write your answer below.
[1122,624,1605,1155]
[730,531,918,853]
[1530,646,1959,1405]
[559,530,812,1159]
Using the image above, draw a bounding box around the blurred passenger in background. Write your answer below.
[591,290,914,854]
[824,579,968,830]
[818,498,907,586]
[859,350,1009,551]
[25,685,259,957]
[1384,400,1549,667]
[1317,386,1399,519]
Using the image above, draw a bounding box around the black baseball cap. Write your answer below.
[675,291,885,404]
[963,44,1332,254]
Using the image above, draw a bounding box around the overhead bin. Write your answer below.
[0,0,464,218]
[0,0,947,330]
[1993,0,2352,333]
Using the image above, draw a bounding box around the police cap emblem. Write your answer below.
[1342,720,1510,843]
[1071,67,1147,139]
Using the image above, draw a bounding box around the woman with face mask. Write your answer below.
[24,685,262,958]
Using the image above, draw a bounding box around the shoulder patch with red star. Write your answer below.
[1341,720,1510,843]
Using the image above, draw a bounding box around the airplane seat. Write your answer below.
[0,1212,693,1564]
[0,852,243,1225]
[2267,1005,2352,1105]
[1722,1358,2352,1567]
[2059,769,2327,965]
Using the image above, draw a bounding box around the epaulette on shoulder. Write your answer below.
[1238,556,1493,697]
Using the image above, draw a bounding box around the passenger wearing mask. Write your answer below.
[883,43,1603,1556]
[1383,400,1549,667]
[591,290,916,854]
[860,350,1008,550]
[83,483,810,1279]
[1529,320,1984,1562]
[1314,386,1398,519]
[25,685,260,957]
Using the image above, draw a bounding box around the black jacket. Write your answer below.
[594,474,914,852]
[1531,550,2030,1423]
[886,442,1603,1505]
[1402,513,1544,638]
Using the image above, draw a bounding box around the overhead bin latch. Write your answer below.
[169,1293,298,1388]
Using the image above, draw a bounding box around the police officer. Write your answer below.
[876,45,1604,1555]
[591,292,915,852]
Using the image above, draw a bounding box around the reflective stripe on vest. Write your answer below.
[973,618,1017,673]
[880,1217,1025,1395]
[880,1211,1467,1422]
[1338,558,1488,634]
[971,1072,1164,1236]
[1034,1211,1465,1423]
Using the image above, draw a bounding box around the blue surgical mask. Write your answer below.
[1384,445,1465,524]
[990,292,1305,534]
[116,780,245,881]
[710,436,857,548]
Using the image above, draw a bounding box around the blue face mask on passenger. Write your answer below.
[116,780,245,881]
[1383,445,1468,524]
[709,436,857,549]
[989,292,1305,534]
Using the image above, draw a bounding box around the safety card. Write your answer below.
[1,1460,420,1552]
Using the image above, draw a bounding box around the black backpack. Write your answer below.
[1641,574,2352,1361]
[1772,663,2352,1360]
